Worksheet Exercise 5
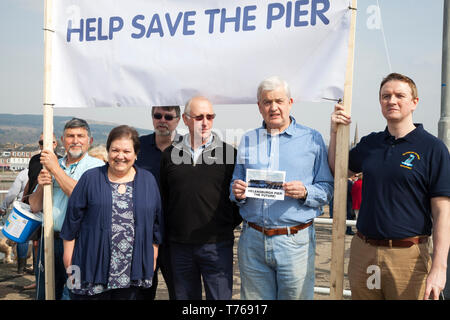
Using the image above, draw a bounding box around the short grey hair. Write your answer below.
[257,76,291,102]
[184,96,211,115]
[184,98,194,115]
[63,118,92,137]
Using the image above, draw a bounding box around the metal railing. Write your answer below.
[313,217,354,297]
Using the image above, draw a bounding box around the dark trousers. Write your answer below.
[36,237,68,300]
[70,287,141,300]
[140,243,176,300]
[170,240,234,300]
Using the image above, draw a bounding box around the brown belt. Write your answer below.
[247,221,313,237]
[356,231,428,248]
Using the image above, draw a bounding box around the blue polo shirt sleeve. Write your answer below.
[429,141,450,198]
[348,135,369,173]
[60,172,89,240]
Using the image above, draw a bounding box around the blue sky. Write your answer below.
[0,0,445,144]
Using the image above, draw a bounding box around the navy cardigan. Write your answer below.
[61,164,163,285]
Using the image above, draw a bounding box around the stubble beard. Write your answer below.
[155,128,171,136]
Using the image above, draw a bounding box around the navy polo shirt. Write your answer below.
[136,132,182,185]
[136,133,161,184]
[349,124,450,239]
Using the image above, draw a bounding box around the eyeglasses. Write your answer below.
[184,113,216,121]
[39,140,56,146]
[153,113,178,121]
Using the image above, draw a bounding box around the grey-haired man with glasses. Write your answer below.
[160,96,241,300]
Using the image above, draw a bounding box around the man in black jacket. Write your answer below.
[160,96,241,300]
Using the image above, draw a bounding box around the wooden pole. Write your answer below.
[43,0,55,300]
[329,0,357,300]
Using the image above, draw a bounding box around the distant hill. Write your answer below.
[0,114,152,146]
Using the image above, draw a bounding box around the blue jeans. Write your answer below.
[17,241,29,259]
[170,240,234,300]
[238,222,316,300]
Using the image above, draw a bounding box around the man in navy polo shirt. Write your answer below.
[135,106,181,300]
[328,73,450,300]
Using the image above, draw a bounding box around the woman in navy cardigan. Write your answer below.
[61,125,163,300]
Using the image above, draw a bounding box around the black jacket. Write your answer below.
[160,133,242,244]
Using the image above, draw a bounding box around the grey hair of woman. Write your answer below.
[63,118,92,137]
[257,76,291,102]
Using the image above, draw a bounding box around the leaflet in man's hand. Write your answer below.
[245,169,285,200]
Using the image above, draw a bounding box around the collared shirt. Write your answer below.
[183,133,214,164]
[52,154,104,231]
[230,117,334,228]
[136,132,182,184]
[160,132,241,244]
[349,124,450,239]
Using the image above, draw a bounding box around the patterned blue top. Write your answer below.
[71,181,152,296]
[108,181,136,288]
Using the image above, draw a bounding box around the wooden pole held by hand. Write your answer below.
[43,0,55,300]
[329,0,357,300]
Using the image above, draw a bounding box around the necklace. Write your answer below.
[108,167,135,194]
[117,184,127,194]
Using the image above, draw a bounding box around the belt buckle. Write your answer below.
[262,226,269,236]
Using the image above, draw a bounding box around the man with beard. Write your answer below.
[29,118,104,300]
[135,106,181,300]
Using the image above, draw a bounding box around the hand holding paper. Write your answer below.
[283,181,308,200]
[232,179,248,201]
[245,169,286,201]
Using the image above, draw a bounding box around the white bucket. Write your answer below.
[2,201,42,243]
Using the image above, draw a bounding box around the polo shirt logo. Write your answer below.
[400,151,420,170]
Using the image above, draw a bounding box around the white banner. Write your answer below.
[52,0,352,108]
